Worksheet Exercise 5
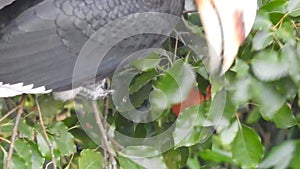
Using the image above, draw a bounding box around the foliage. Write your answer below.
[0,0,300,168]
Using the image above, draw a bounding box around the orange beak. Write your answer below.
[195,0,257,74]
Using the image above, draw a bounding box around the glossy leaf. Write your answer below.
[28,141,45,169]
[14,139,32,168]
[251,80,285,119]
[48,122,76,156]
[38,95,64,121]
[121,146,167,169]
[78,149,103,169]
[252,50,289,81]
[36,132,57,159]
[220,121,239,145]
[132,53,161,71]
[118,156,145,169]
[232,125,264,168]
[153,60,196,106]
[252,31,273,50]
[290,141,300,168]
[260,141,296,169]
[163,149,183,169]
[173,105,206,147]
[129,70,158,94]
[199,149,233,163]
[287,0,300,16]
[9,154,27,169]
[272,104,297,128]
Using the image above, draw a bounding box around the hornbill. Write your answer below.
[0,0,257,99]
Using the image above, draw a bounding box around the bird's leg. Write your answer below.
[79,79,114,100]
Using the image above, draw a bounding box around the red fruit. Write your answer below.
[171,87,204,116]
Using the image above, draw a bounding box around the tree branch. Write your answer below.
[5,95,26,169]
[92,101,117,169]
[35,96,57,169]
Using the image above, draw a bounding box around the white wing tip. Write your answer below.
[0,82,52,97]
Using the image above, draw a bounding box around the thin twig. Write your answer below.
[0,136,11,144]
[0,105,21,123]
[174,34,179,59]
[92,101,117,169]
[0,145,8,160]
[102,98,109,165]
[65,154,75,169]
[5,95,26,169]
[271,13,289,30]
[111,139,124,151]
[35,96,57,169]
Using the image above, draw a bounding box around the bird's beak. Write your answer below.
[194,0,257,74]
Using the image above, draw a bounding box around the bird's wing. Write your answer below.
[0,0,184,96]
[0,0,88,91]
[0,0,16,10]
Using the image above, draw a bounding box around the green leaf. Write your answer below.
[111,70,138,112]
[121,146,160,158]
[118,156,145,169]
[232,125,264,168]
[260,0,288,13]
[153,60,196,106]
[78,149,103,169]
[173,106,206,147]
[283,44,300,84]
[186,156,201,169]
[10,154,28,169]
[0,122,14,138]
[205,89,227,127]
[199,149,233,163]
[272,104,297,128]
[232,77,252,105]
[252,31,273,50]
[132,53,161,71]
[149,88,168,113]
[121,146,169,169]
[38,95,64,121]
[287,0,300,16]
[220,121,239,145]
[18,120,34,140]
[246,107,262,124]
[252,50,289,81]
[275,22,296,42]
[14,139,32,168]
[48,122,76,156]
[163,149,183,169]
[290,141,300,168]
[260,141,296,169]
[123,154,167,169]
[253,12,272,31]
[130,82,152,108]
[251,80,285,119]
[274,77,297,100]
[129,70,158,94]
[28,141,45,169]
[36,132,57,159]
[232,59,250,78]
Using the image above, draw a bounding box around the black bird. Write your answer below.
[0,0,185,99]
[0,0,257,99]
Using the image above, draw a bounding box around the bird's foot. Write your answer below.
[79,79,114,100]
